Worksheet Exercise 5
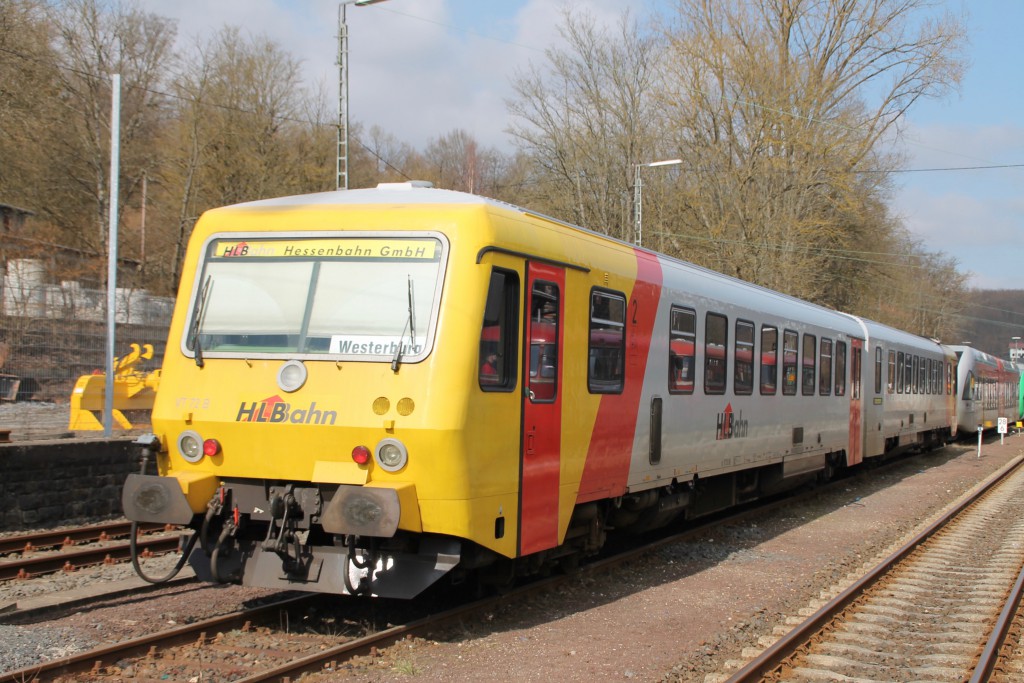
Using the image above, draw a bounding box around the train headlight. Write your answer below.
[277,360,308,393]
[375,438,408,472]
[177,430,205,463]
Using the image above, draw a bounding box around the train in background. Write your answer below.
[950,344,1022,435]
[121,182,1012,599]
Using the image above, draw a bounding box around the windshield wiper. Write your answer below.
[391,276,416,372]
[190,275,213,368]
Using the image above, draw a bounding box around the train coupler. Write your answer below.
[260,485,310,575]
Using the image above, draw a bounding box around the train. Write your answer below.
[950,344,1022,436]
[122,182,1020,598]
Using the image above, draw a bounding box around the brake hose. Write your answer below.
[129,520,198,584]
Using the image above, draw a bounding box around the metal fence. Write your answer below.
[0,262,172,403]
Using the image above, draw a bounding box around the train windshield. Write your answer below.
[185,234,446,362]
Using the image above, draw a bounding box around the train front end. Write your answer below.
[122,188,496,598]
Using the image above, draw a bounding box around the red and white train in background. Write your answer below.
[122,183,1021,599]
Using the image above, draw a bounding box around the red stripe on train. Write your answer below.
[577,250,663,502]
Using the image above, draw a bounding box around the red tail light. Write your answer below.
[203,439,221,457]
[352,445,371,465]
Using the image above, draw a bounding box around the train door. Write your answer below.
[848,338,864,465]
[519,262,565,556]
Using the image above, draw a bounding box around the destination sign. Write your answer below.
[210,238,441,260]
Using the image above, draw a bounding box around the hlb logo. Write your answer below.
[715,403,748,440]
[221,241,249,257]
[235,395,337,425]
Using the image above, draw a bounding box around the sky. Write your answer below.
[135,0,1023,293]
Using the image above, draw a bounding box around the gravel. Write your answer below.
[0,436,1019,681]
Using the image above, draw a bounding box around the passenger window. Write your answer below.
[735,320,754,395]
[782,330,798,396]
[588,289,626,394]
[760,325,778,395]
[819,338,832,396]
[704,312,728,395]
[887,350,896,394]
[478,269,519,391]
[874,347,882,395]
[528,280,559,402]
[911,355,919,394]
[896,351,905,393]
[669,306,696,394]
[802,334,816,396]
[851,345,862,400]
[835,341,847,396]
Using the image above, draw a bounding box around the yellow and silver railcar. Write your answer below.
[123,182,956,597]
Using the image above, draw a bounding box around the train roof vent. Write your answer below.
[376,181,434,191]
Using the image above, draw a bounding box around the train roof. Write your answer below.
[208,184,945,349]
[219,182,517,211]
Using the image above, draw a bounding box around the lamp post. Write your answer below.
[337,0,389,191]
[632,158,681,246]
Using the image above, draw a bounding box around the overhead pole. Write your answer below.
[336,4,349,190]
[104,73,121,437]
[337,0,390,191]
[632,159,682,247]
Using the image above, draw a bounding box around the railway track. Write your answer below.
[1,448,1009,682]
[0,521,179,580]
[726,455,1024,682]
[2,479,843,682]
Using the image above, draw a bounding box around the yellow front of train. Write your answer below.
[122,186,524,598]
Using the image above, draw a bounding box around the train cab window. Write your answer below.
[588,289,626,394]
[735,320,754,395]
[528,280,559,402]
[887,350,896,394]
[874,347,882,394]
[782,329,798,396]
[819,338,833,396]
[669,306,696,394]
[963,371,975,401]
[760,325,778,395]
[802,334,816,396]
[704,312,728,395]
[478,269,519,391]
[835,341,847,396]
[896,351,905,393]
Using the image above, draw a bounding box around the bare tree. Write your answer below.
[507,8,665,238]
[156,27,331,292]
[660,0,966,306]
[42,0,175,274]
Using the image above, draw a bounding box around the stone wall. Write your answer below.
[0,438,140,530]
